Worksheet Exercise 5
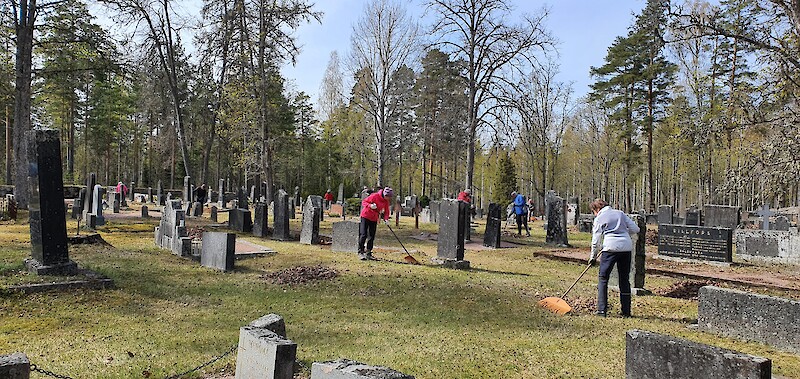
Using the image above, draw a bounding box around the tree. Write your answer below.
[10,0,37,207]
[492,151,516,206]
[349,0,418,185]
[318,50,345,123]
[426,0,552,193]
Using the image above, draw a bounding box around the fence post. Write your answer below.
[0,352,30,379]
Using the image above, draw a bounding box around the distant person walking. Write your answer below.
[116,181,128,199]
[588,198,640,317]
[194,184,207,204]
[512,191,530,237]
[358,187,394,261]
[324,189,334,208]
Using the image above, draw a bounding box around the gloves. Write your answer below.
[588,258,596,266]
[383,219,389,225]
[369,203,378,210]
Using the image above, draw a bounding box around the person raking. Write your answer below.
[358,187,394,261]
[588,198,640,317]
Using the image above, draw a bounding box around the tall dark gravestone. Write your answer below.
[300,196,321,245]
[183,176,192,204]
[273,189,291,241]
[657,205,673,224]
[253,203,268,237]
[24,129,77,275]
[157,180,164,206]
[147,187,153,204]
[435,199,469,268]
[483,203,502,248]
[545,191,570,247]
[685,208,702,226]
[238,186,249,210]
[129,181,135,202]
[704,204,741,229]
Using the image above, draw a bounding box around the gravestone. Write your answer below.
[229,209,253,233]
[483,203,502,248]
[332,221,360,253]
[155,200,191,256]
[566,202,578,226]
[625,329,771,379]
[71,197,82,219]
[218,179,225,208]
[685,208,701,226]
[129,181,135,202]
[200,232,235,271]
[657,205,673,224]
[773,216,790,231]
[311,359,415,379]
[703,204,741,229]
[337,183,344,204]
[545,191,570,247]
[157,180,164,206]
[0,352,30,379]
[210,206,218,223]
[273,189,290,241]
[658,224,733,262]
[91,184,106,227]
[294,186,300,209]
[141,205,149,218]
[183,176,192,204]
[698,286,800,354]
[429,201,440,224]
[238,186,249,210]
[253,174,261,202]
[250,185,256,204]
[289,197,296,219]
[235,319,296,379]
[435,199,469,268]
[82,173,96,221]
[463,200,471,242]
[253,203,268,237]
[24,129,77,276]
[147,187,153,203]
[113,199,120,213]
[308,195,324,221]
[300,196,321,245]
[330,203,345,217]
[756,205,774,230]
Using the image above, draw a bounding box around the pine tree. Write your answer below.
[492,152,517,206]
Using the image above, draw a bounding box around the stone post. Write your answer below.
[0,352,30,379]
[273,189,290,241]
[24,129,76,275]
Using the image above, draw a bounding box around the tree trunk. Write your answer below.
[12,0,36,208]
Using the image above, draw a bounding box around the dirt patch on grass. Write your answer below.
[654,280,716,300]
[263,265,338,285]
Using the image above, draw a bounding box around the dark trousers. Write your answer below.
[516,213,529,235]
[597,251,632,315]
[358,217,378,254]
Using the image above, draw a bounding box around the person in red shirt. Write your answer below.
[323,189,334,208]
[457,188,471,203]
[358,187,394,260]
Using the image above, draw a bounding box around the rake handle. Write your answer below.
[384,222,413,257]
[560,251,603,299]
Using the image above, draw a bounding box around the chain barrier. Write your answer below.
[30,363,75,379]
[163,343,239,379]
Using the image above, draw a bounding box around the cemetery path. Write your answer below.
[532,248,800,293]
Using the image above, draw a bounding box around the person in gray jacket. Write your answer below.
[588,198,640,317]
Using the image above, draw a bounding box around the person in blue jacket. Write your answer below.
[512,191,530,237]
[588,198,640,317]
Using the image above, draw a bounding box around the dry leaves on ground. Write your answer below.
[262,265,338,285]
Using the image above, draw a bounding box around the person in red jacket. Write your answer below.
[323,189,334,208]
[457,188,471,203]
[358,187,394,260]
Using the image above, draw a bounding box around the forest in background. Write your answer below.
[1,0,798,214]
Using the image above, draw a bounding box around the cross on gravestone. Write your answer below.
[756,205,774,230]
[23,129,77,275]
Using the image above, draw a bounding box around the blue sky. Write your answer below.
[281,0,647,103]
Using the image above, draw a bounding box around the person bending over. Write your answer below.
[358,187,394,260]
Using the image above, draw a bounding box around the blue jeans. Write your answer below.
[597,251,632,315]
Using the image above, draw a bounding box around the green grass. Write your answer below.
[0,212,798,378]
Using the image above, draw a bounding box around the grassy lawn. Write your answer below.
[1,212,798,378]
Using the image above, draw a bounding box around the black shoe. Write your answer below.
[358,253,367,261]
[365,252,377,261]
[621,313,632,318]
